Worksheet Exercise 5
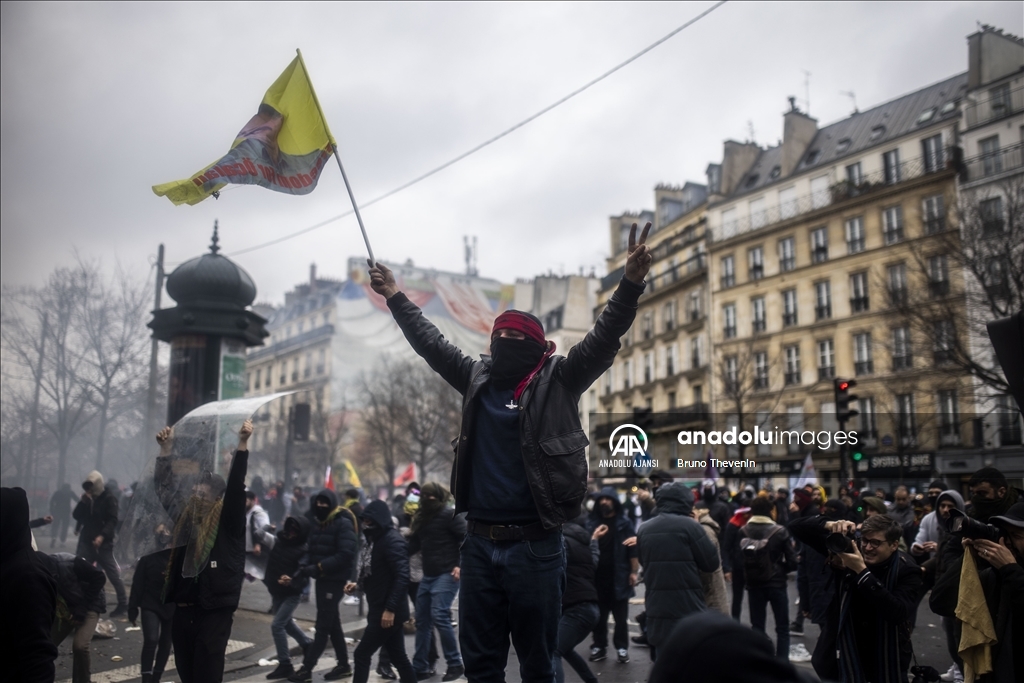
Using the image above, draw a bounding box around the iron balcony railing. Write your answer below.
[962,142,1024,183]
[855,360,874,376]
[892,354,913,371]
[850,296,870,313]
[964,87,1024,128]
[818,366,836,381]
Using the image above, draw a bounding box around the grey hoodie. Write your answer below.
[912,490,965,560]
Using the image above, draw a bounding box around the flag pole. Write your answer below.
[296,49,375,265]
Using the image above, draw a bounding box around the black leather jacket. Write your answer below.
[386,277,644,529]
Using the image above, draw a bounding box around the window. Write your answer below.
[744,174,760,189]
[985,257,1009,298]
[818,339,835,381]
[870,125,886,141]
[317,348,326,374]
[836,138,852,155]
[854,333,874,375]
[929,255,949,297]
[859,397,877,440]
[784,345,801,385]
[666,344,677,376]
[810,226,829,263]
[754,352,769,389]
[769,165,781,179]
[923,194,945,234]
[779,186,798,219]
[786,405,804,454]
[850,272,869,312]
[933,320,954,364]
[693,385,703,405]
[846,162,863,186]
[724,355,739,392]
[845,216,865,254]
[782,289,798,327]
[623,328,632,348]
[751,296,766,333]
[888,263,907,305]
[897,393,917,445]
[980,136,1002,176]
[778,237,795,272]
[623,359,632,390]
[720,255,735,289]
[723,304,737,339]
[279,363,286,385]
[997,395,1023,446]
[883,205,904,244]
[750,197,767,229]
[892,326,912,370]
[748,246,764,281]
[663,301,677,331]
[917,107,936,125]
[643,353,654,383]
[922,134,944,173]
[980,196,1005,234]
[603,368,613,395]
[691,336,704,369]
[815,281,832,320]
[642,312,654,340]
[883,149,901,184]
[668,391,677,410]
[721,207,738,238]
[811,175,830,209]
[291,358,299,382]
[254,368,261,390]
[805,149,821,165]
[304,353,312,378]
[990,83,1011,114]
[938,390,960,445]
[689,290,702,321]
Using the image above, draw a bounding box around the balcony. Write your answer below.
[779,257,795,272]
[855,360,874,376]
[888,287,907,307]
[883,226,904,245]
[929,280,950,298]
[962,142,1024,183]
[924,216,947,235]
[818,366,836,381]
[754,376,769,390]
[999,423,1023,446]
[645,253,707,296]
[938,424,961,447]
[847,238,864,254]
[812,246,829,264]
[850,296,870,313]
[933,349,954,365]
[749,264,764,280]
[291,371,299,382]
[784,371,801,386]
[752,319,766,333]
[720,274,735,289]
[964,87,1024,128]
[723,326,737,339]
[783,312,798,327]
[815,305,832,321]
[689,309,702,323]
[892,354,913,371]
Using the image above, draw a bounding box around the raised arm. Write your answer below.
[370,261,477,394]
[220,420,252,539]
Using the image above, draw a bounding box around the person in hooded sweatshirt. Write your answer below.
[154,420,253,683]
[128,524,176,683]
[586,487,638,664]
[345,500,417,683]
[636,482,720,661]
[367,223,653,683]
[556,514,601,683]
[1,487,58,683]
[73,468,128,617]
[265,515,314,680]
[39,550,107,683]
[288,487,359,682]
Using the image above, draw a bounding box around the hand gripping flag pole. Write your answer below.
[295,49,375,265]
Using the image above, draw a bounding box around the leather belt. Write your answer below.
[467,520,554,541]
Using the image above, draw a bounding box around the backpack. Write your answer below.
[739,525,781,584]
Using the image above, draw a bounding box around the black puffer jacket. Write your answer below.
[1,487,58,683]
[739,519,797,588]
[128,549,175,622]
[39,552,107,617]
[265,516,311,597]
[387,277,644,530]
[159,450,249,610]
[305,489,359,586]
[636,483,721,647]
[587,486,637,601]
[408,509,466,577]
[360,501,411,621]
[562,518,598,607]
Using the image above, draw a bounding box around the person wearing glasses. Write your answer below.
[788,513,923,683]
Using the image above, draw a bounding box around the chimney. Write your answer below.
[309,263,317,290]
[780,99,818,177]
[718,140,761,197]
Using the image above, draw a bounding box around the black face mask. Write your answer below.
[970,493,1003,521]
[927,495,939,509]
[490,337,545,389]
[314,505,331,521]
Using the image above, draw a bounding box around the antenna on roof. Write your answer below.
[840,90,858,114]
[803,70,811,115]
[464,235,478,277]
[747,120,756,144]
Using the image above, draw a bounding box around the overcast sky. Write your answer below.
[2,1,1021,306]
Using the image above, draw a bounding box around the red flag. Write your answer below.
[393,463,417,487]
[325,465,334,491]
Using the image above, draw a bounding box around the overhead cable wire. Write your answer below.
[225,0,728,258]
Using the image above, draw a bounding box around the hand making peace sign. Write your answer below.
[623,221,653,285]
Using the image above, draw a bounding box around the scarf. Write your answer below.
[356,536,375,591]
[410,483,449,535]
[836,551,905,683]
[163,495,223,593]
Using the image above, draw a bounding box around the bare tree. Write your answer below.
[397,362,461,485]
[360,356,412,498]
[713,339,784,460]
[311,384,350,485]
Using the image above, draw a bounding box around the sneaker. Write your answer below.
[788,643,812,663]
[789,623,804,637]
[287,669,312,683]
[441,665,465,682]
[588,647,606,662]
[376,663,397,680]
[940,664,964,682]
[415,670,436,681]
[342,594,360,605]
[266,662,295,680]
[617,648,629,663]
[631,633,649,647]
[323,664,353,680]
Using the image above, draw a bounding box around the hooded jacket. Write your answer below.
[360,500,411,621]
[912,489,964,562]
[562,517,599,607]
[73,470,119,548]
[386,277,644,530]
[407,508,466,577]
[695,510,729,614]
[587,487,637,601]
[264,515,312,597]
[305,489,359,586]
[1,487,58,683]
[129,548,175,622]
[39,551,107,617]
[636,483,721,647]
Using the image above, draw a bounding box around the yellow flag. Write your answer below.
[344,460,362,489]
[154,53,336,206]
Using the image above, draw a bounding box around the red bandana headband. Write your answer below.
[491,311,556,401]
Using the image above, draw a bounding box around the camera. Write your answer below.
[944,508,1003,542]
[910,665,940,683]
[825,531,859,554]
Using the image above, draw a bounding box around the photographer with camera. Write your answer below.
[788,513,923,682]
[930,500,1024,683]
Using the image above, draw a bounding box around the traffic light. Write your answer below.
[851,449,864,462]
[834,378,859,424]
[293,403,311,441]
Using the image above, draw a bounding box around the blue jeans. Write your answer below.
[271,594,311,665]
[747,584,790,660]
[414,573,462,672]
[459,530,565,683]
[554,602,599,683]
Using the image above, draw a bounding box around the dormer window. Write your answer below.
[805,150,821,165]
[870,125,886,141]
[835,138,852,155]
[916,108,935,125]
[745,174,760,189]
[940,101,956,115]
[769,165,781,179]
